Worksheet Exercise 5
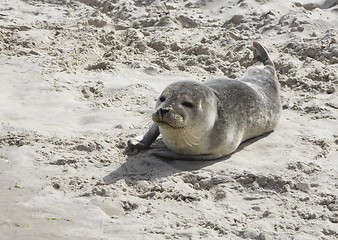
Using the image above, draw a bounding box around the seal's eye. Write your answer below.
[159,97,166,102]
[182,101,194,108]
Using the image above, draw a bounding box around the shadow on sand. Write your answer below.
[103,132,272,185]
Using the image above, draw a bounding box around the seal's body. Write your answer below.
[128,42,281,160]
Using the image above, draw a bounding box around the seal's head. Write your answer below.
[152,81,218,154]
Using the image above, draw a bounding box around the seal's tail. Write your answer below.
[252,41,274,67]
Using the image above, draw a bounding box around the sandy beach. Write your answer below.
[0,0,337,239]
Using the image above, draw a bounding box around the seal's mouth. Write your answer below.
[156,121,189,132]
[152,111,185,129]
[155,120,175,128]
[152,113,174,128]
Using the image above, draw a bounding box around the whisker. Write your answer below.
[179,128,190,146]
[140,111,153,128]
[180,127,200,146]
[184,127,200,140]
[181,129,197,147]
[184,121,202,143]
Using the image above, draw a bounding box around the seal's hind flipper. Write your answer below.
[252,41,274,67]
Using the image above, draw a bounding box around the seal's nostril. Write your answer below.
[159,108,169,116]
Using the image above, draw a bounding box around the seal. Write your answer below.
[128,42,281,160]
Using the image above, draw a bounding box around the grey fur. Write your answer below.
[127,42,281,160]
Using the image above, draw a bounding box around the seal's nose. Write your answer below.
[158,108,169,116]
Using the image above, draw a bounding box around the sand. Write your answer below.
[0,0,337,239]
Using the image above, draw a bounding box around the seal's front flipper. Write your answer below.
[151,150,222,161]
[126,123,160,155]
